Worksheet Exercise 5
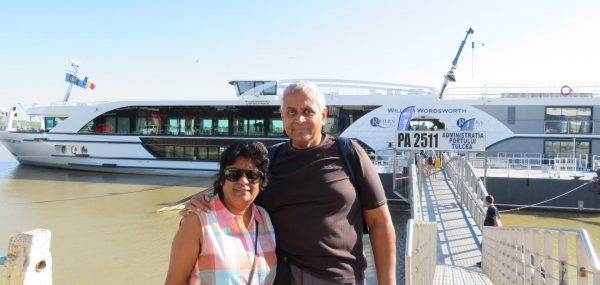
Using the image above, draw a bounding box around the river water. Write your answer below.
[0,147,409,284]
[0,146,598,284]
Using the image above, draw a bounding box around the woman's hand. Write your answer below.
[179,193,214,216]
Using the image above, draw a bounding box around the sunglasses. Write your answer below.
[223,168,264,183]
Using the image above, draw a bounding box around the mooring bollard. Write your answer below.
[0,229,52,285]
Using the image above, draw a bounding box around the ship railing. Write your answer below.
[405,156,437,285]
[466,152,593,179]
[276,79,436,97]
[482,226,600,285]
[443,83,600,100]
[373,149,410,173]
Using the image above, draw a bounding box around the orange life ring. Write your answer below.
[560,85,572,96]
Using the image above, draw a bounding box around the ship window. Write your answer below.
[269,119,284,136]
[544,107,592,134]
[174,146,184,158]
[324,117,340,136]
[233,119,248,136]
[44,117,66,131]
[200,119,212,135]
[168,118,179,135]
[236,81,254,94]
[234,81,277,96]
[99,117,116,133]
[544,121,568,134]
[164,146,174,158]
[544,140,591,168]
[183,117,196,135]
[136,117,147,134]
[117,117,130,133]
[185,146,195,159]
[207,146,220,160]
[248,119,264,136]
[179,118,186,135]
[507,106,515,125]
[216,119,229,135]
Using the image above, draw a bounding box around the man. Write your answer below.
[483,195,500,227]
[477,195,501,267]
[185,80,396,284]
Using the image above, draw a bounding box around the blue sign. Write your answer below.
[397,106,415,131]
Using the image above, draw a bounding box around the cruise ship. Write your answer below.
[1,79,599,176]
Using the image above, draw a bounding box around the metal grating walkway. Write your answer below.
[424,170,494,284]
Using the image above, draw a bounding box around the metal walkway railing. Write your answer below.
[434,154,600,285]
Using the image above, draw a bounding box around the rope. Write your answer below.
[156,186,214,212]
[499,181,593,213]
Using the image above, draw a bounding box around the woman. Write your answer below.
[165,141,277,285]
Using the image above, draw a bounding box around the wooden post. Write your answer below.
[1,229,52,285]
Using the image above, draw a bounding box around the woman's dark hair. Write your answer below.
[213,141,269,199]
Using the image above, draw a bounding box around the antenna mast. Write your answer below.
[63,60,80,102]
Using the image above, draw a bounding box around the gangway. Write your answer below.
[404,153,600,284]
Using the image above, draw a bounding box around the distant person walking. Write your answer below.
[483,195,501,227]
[477,195,501,267]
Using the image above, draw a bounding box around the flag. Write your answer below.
[65,73,95,90]
[65,73,82,86]
[83,77,96,90]
[397,106,415,131]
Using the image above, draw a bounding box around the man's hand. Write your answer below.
[179,193,213,216]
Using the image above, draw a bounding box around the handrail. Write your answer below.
[405,219,437,285]
[469,156,591,179]
[405,156,437,285]
[442,153,489,230]
[409,158,424,221]
[482,226,600,285]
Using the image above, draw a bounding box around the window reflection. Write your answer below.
[78,105,378,160]
[544,140,591,167]
[544,107,593,134]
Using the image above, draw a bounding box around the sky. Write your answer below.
[1,0,599,108]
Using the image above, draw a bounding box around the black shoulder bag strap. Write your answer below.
[267,141,286,173]
[336,137,369,234]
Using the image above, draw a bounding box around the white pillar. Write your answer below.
[1,229,52,285]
